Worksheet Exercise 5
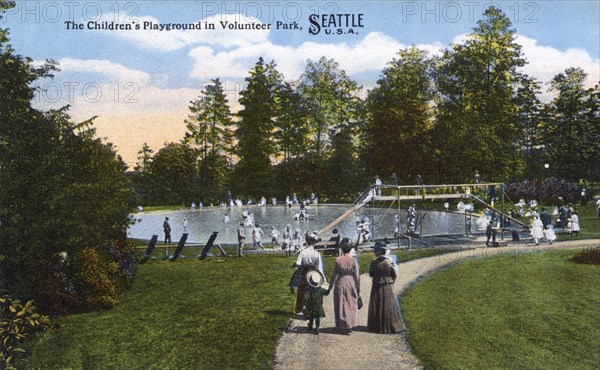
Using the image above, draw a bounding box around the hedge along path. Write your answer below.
[273,239,600,370]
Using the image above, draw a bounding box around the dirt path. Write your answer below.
[273,239,599,370]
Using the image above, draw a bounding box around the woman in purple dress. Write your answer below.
[367,241,404,334]
[329,240,360,334]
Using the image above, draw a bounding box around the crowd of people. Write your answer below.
[290,237,404,335]
[214,191,320,209]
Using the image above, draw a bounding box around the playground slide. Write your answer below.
[468,194,527,227]
[318,201,368,235]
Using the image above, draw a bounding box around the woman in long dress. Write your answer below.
[367,241,404,334]
[530,216,544,245]
[329,240,360,334]
[292,236,324,314]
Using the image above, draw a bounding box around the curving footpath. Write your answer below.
[273,239,600,370]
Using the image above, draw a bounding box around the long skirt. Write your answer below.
[333,275,358,330]
[295,267,311,313]
[367,283,404,334]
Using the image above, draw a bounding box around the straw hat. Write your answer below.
[306,270,324,288]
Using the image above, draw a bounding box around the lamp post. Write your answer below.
[544,163,550,179]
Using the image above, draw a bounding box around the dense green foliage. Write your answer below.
[0,0,136,311]
[233,58,281,198]
[130,6,599,205]
[403,249,600,369]
[365,46,435,183]
[544,68,600,182]
[0,295,52,369]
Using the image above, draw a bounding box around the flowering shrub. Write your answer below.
[505,178,580,204]
[0,295,52,369]
[75,247,122,309]
[34,257,79,315]
[73,240,137,310]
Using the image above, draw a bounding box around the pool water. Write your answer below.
[128,204,473,245]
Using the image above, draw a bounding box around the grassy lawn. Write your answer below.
[25,254,295,369]
[402,249,600,369]
[23,247,461,369]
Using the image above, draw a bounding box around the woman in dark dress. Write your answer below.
[367,241,404,334]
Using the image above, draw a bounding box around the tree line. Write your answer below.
[131,7,599,206]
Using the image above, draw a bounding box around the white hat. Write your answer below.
[306,270,324,288]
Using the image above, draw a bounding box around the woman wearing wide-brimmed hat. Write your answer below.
[367,241,404,334]
[329,240,360,334]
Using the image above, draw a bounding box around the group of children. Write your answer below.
[530,216,557,245]
[231,215,317,255]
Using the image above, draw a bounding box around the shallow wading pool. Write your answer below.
[127,204,477,245]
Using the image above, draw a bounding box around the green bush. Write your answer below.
[569,246,600,265]
[0,295,52,369]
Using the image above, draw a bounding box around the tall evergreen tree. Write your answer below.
[184,78,234,201]
[233,57,280,197]
[433,6,528,182]
[273,81,310,163]
[366,46,434,184]
[184,78,234,159]
[515,77,544,180]
[135,142,153,172]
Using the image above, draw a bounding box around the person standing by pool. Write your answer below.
[292,228,304,252]
[485,221,493,247]
[375,175,382,196]
[270,226,281,248]
[163,217,171,244]
[182,218,188,234]
[367,241,404,334]
[252,223,265,250]
[328,240,360,334]
[237,221,245,257]
[283,224,293,256]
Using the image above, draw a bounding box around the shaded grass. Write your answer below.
[402,249,600,369]
[25,254,295,370]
